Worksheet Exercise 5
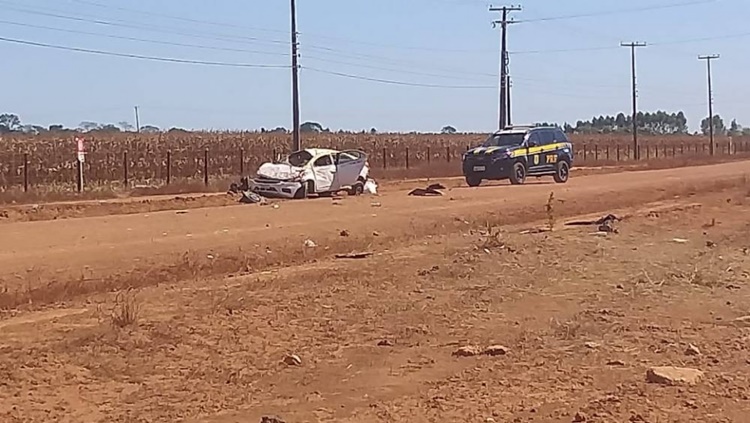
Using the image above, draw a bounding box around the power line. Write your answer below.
[516,0,715,23]
[0,1,289,47]
[621,41,647,160]
[68,0,289,35]
[0,36,289,68]
[698,54,720,155]
[303,67,496,89]
[0,19,289,57]
[490,5,522,130]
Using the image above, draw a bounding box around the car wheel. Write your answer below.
[553,161,570,184]
[509,162,526,185]
[465,175,482,187]
[294,181,314,199]
[348,182,364,196]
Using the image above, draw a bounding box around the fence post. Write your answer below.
[203,149,209,186]
[446,146,451,163]
[23,153,28,192]
[594,144,599,161]
[646,145,650,160]
[606,145,610,161]
[239,148,245,175]
[427,146,431,165]
[166,150,172,185]
[663,143,668,157]
[77,159,83,193]
[583,144,587,162]
[616,145,621,162]
[672,144,676,157]
[123,151,129,186]
[382,147,387,169]
[405,147,410,169]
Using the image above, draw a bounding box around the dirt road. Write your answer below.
[1,161,749,290]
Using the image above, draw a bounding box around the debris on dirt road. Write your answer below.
[364,178,379,195]
[260,416,286,423]
[565,213,620,233]
[408,183,446,197]
[282,354,302,366]
[378,339,394,347]
[453,345,482,357]
[335,251,374,260]
[672,238,689,244]
[733,315,750,327]
[304,239,317,248]
[339,229,350,237]
[685,344,702,356]
[646,366,704,386]
[483,345,510,356]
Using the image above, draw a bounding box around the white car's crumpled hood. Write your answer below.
[256,162,304,181]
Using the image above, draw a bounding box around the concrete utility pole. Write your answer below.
[490,5,521,131]
[699,54,719,156]
[134,106,141,133]
[290,0,301,151]
[620,41,646,159]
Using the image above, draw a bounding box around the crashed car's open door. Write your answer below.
[331,150,368,192]
[311,153,336,193]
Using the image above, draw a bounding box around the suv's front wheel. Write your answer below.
[509,162,526,185]
[465,175,482,187]
[553,161,570,184]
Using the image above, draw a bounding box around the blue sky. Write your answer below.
[1,0,748,133]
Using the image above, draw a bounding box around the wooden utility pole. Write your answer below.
[620,42,646,159]
[490,5,521,131]
[290,0,301,151]
[699,54,719,156]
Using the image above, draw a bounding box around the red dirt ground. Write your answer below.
[1,160,750,422]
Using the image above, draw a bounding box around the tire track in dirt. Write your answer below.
[0,160,748,305]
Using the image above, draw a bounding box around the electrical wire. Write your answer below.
[0,1,289,47]
[0,19,289,57]
[0,36,289,68]
[303,67,496,89]
[516,0,716,23]
[68,0,288,35]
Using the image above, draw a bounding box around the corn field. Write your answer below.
[1,132,748,191]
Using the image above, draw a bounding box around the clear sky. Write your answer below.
[1,0,748,133]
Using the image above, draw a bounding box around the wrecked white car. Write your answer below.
[249,148,370,199]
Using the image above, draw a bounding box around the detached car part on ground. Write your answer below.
[247,148,371,199]
[462,125,574,187]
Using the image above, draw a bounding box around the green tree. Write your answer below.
[441,125,457,134]
[701,115,726,136]
[729,119,742,136]
[0,113,21,133]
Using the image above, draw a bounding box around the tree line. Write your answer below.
[2,110,749,137]
[549,111,749,136]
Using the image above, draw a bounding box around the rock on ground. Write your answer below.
[646,366,704,386]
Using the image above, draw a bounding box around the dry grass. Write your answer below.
[109,289,141,328]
